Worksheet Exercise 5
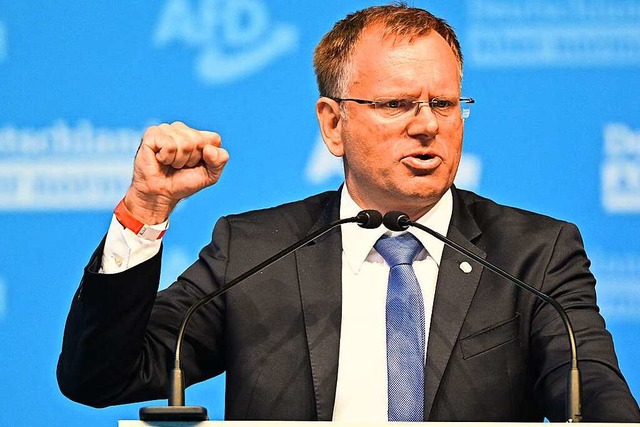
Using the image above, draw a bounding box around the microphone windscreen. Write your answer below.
[356,210,383,229]
[383,211,410,231]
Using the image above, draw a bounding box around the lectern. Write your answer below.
[119,422,640,427]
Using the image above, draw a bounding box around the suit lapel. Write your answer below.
[295,194,342,421]
[424,189,486,418]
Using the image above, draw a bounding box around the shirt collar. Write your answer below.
[340,185,453,273]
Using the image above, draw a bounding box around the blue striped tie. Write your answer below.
[375,233,425,421]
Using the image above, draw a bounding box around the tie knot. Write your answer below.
[374,233,423,267]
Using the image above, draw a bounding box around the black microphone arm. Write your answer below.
[383,211,582,423]
[140,209,383,421]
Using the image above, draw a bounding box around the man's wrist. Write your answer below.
[114,199,169,241]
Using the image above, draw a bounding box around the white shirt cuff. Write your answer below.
[100,215,166,273]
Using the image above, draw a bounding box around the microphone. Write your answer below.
[139,209,383,421]
[383,211,582,423]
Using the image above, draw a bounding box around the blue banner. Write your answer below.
[1,1,638,425]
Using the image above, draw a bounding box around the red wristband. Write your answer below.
[114,199,167,240]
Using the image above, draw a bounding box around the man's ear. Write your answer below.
[316,97,344,157]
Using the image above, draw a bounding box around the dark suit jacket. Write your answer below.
[57,188,640,422]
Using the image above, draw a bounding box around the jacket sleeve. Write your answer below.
[57,217,233,407]
[531,222,640,422]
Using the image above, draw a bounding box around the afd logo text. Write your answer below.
[154,0,299,84]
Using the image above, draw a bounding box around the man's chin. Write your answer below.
[385,187,449,214]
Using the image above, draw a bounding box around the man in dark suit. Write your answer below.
[57,4,640,422]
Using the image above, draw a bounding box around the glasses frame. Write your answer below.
[330,96,475,119]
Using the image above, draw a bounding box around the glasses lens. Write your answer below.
[373,98,415,118]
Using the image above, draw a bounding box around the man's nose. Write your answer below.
[413,101,432,116]
[408,102,439,136]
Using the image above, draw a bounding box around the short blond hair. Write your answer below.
[313,3,463,97]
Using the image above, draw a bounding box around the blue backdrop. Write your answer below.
[1,1,639,425]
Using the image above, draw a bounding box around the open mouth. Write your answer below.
[402,153,441,171]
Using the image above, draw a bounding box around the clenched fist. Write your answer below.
[123,121,229,224]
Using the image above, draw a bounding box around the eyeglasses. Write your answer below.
[330,96,475,120]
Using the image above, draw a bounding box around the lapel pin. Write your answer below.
[459,261,472,274]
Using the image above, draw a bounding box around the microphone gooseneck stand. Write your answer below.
[139,210,383,421]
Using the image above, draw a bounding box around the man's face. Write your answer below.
[320,26,464,219]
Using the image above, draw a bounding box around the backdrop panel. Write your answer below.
[0,1,638,426]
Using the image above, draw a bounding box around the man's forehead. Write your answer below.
[353,24,451,57]
[352,27,455,67]
[348,25,461,84]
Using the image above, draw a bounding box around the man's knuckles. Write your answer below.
[140,123,224,170]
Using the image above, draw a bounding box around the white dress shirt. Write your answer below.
[332,187,453,421]
[99,187,453,421]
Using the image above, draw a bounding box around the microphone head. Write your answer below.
[356,210,383,229]
[383,211,410,231]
